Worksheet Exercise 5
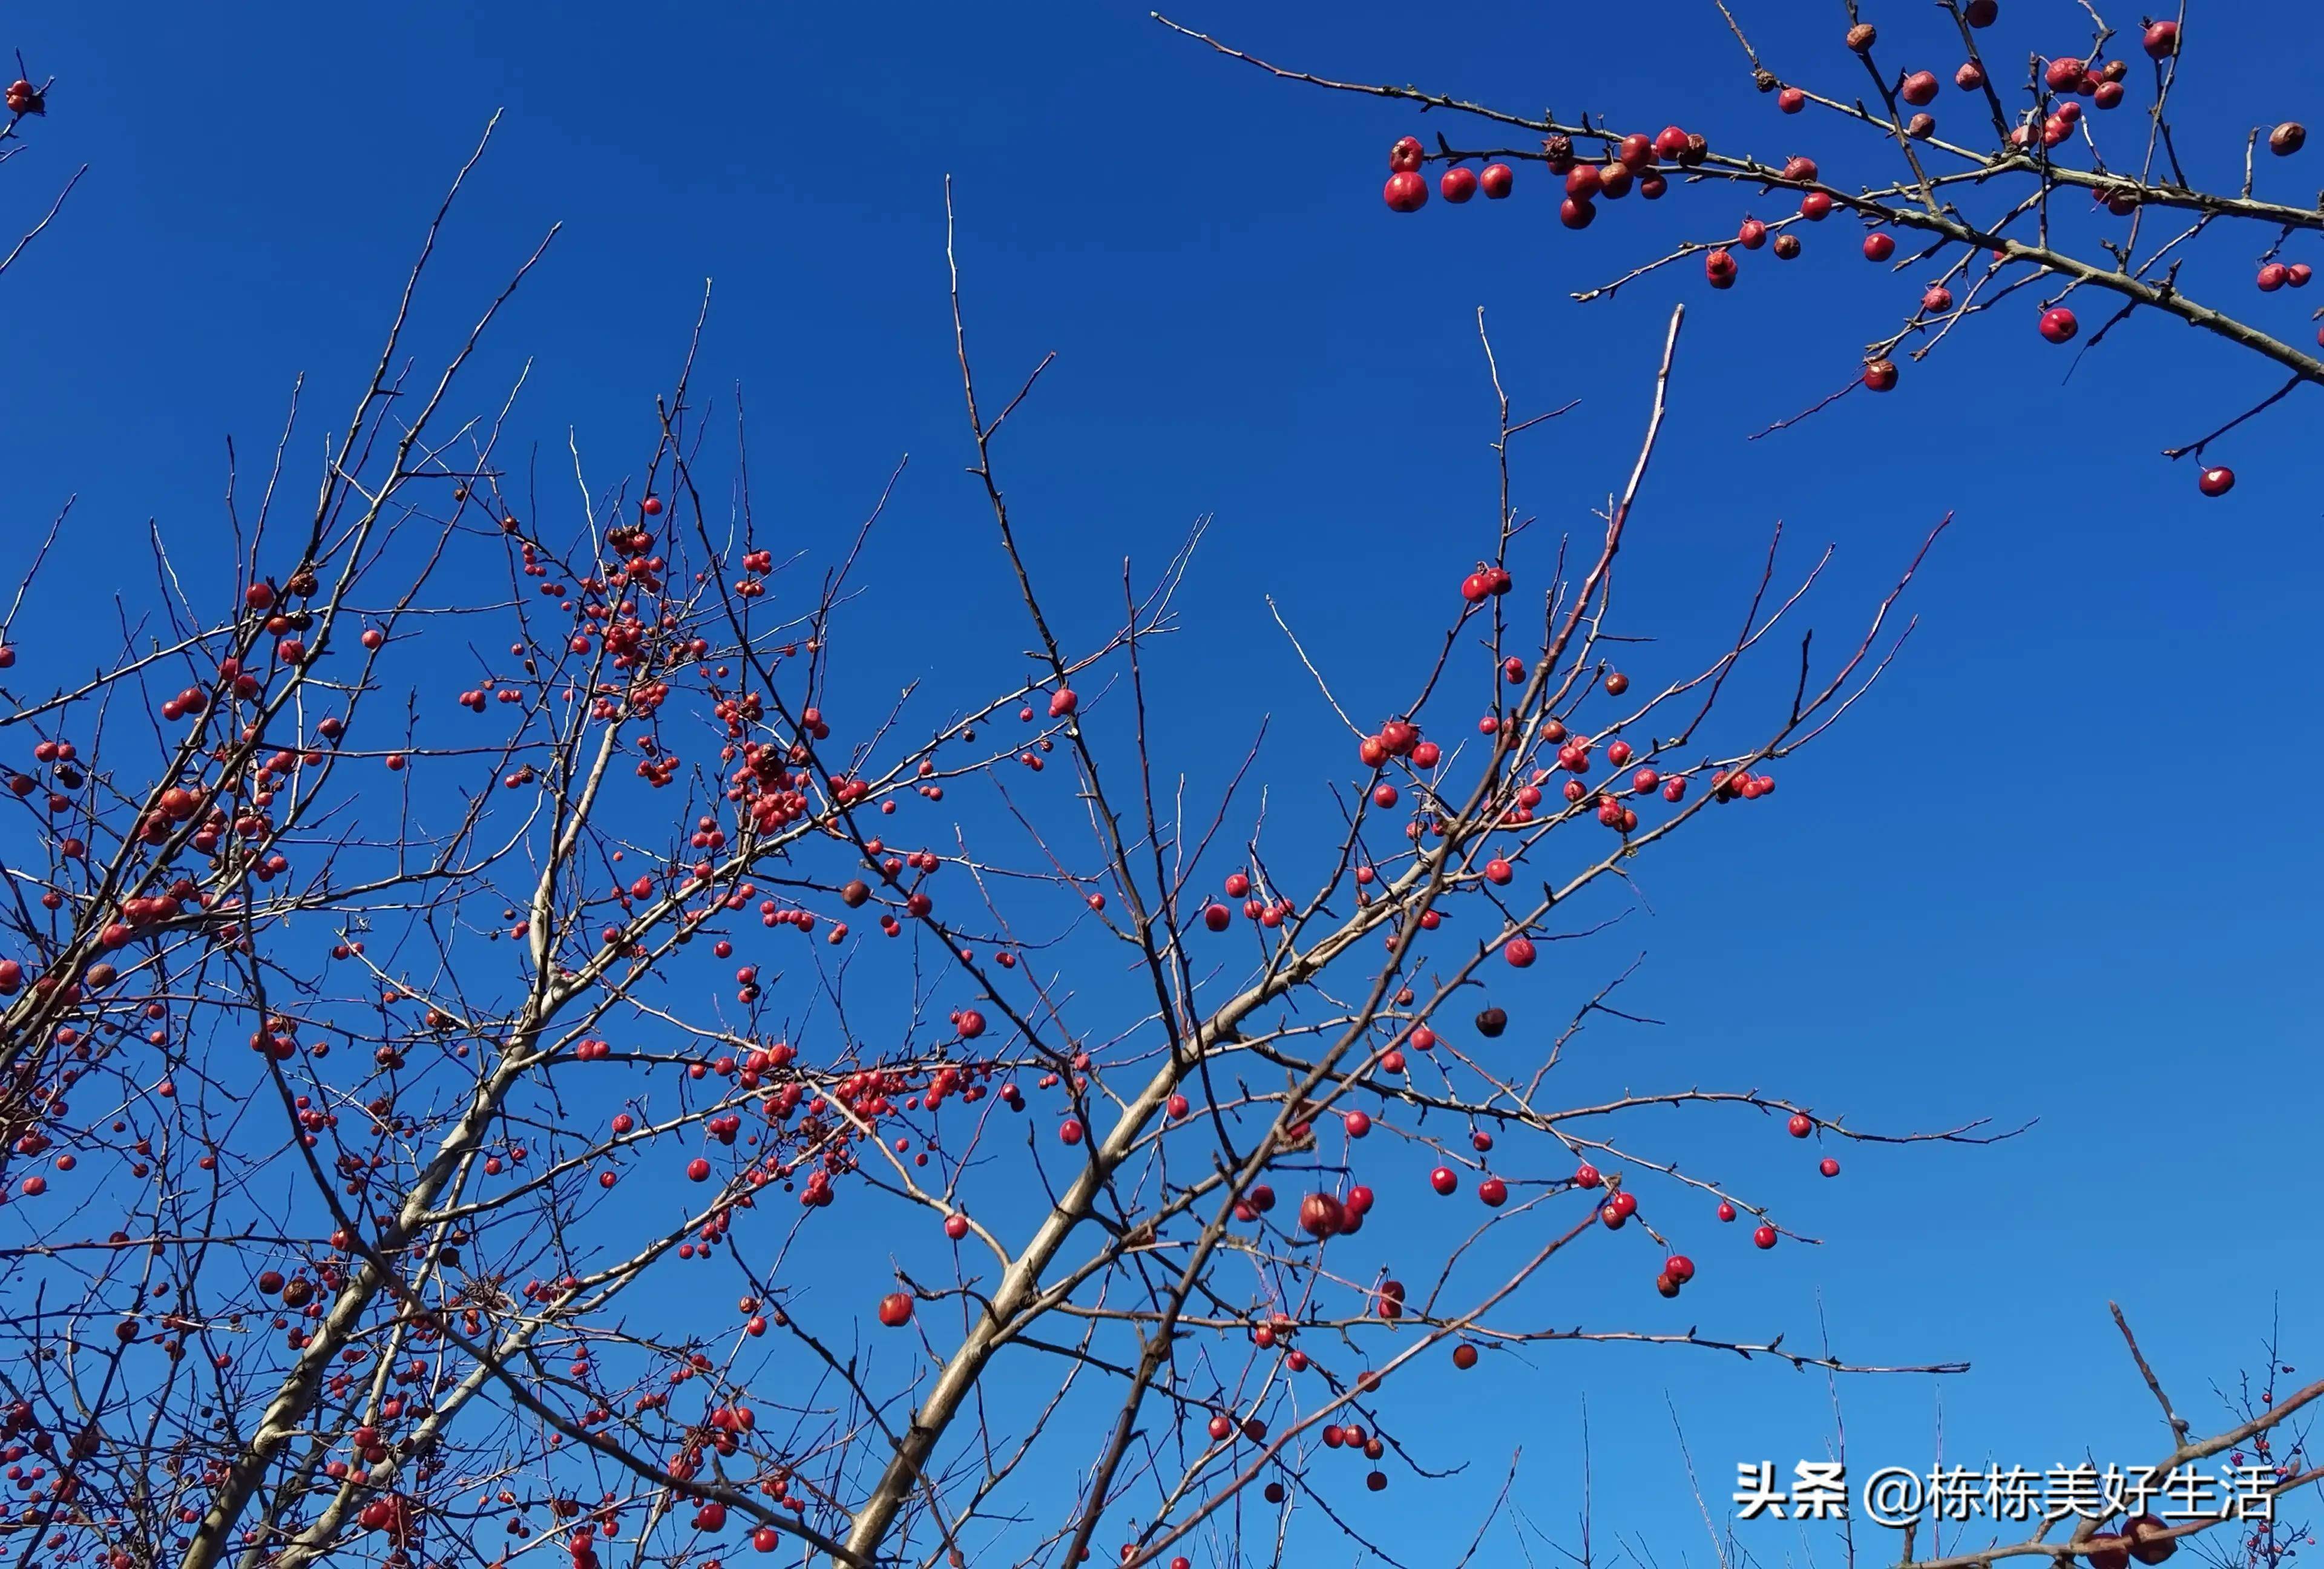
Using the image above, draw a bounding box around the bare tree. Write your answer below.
[0,110,2032,1569]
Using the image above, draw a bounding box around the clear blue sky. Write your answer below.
[8,1,2320,1561]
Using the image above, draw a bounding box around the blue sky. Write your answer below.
[7,1,2320,1562]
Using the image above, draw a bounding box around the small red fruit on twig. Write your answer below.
[2126,1513,2178,1565]
[877,1292,913,1327]
[1384,171,1428,213]
[2198,465,2236,497]
[1299,1191,1347,1237]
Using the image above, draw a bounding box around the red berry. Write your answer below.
[1779,87,1806,113]
[1059,1118,1085,1145]
[2198,466,2235,497]
[1819,1156,1841,1178]
[1787,1112,1814,1137]
[1559,197,1595,229]
[1503,935,1537,967]
[877,1291,913,1327]
[640,495,664,516]
[1966,0,1998,24]
[686,1157,712,1182]
[1203,903,1230,932]
[944,1213,969,1240]
[1955,62,1986,91]
[1737,217,1767,249]
[1922,285,1954,313]
[1753,1223,1778,1249]
[1901,71,1939,107]
[1430,1166,1459,1196]
[1452,1342,1479,1369]
[2044,58,2087,93]
[1477,1176,1508,1207]
[2142,21,2178,59]
[1480,162,1514,199]
[1800,192,1834,221]
[1666,1254,1695,1283]
[1565,165,1603,200]
[2038,306,2079,342]
[1299,1191,1347,1237]
[1705,248,1738,289]
[1717,1201,1738,1222]
[1574,1162,1601,1188]
[1440,165,1479,203]
[1862,232,1895,262]
[1862,358,1899,391]
[2126,1514,2178,1565]
[1384,171,1429,213]
[2259,263,2290,292]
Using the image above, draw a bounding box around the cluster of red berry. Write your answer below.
[1382,135,1513,212]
